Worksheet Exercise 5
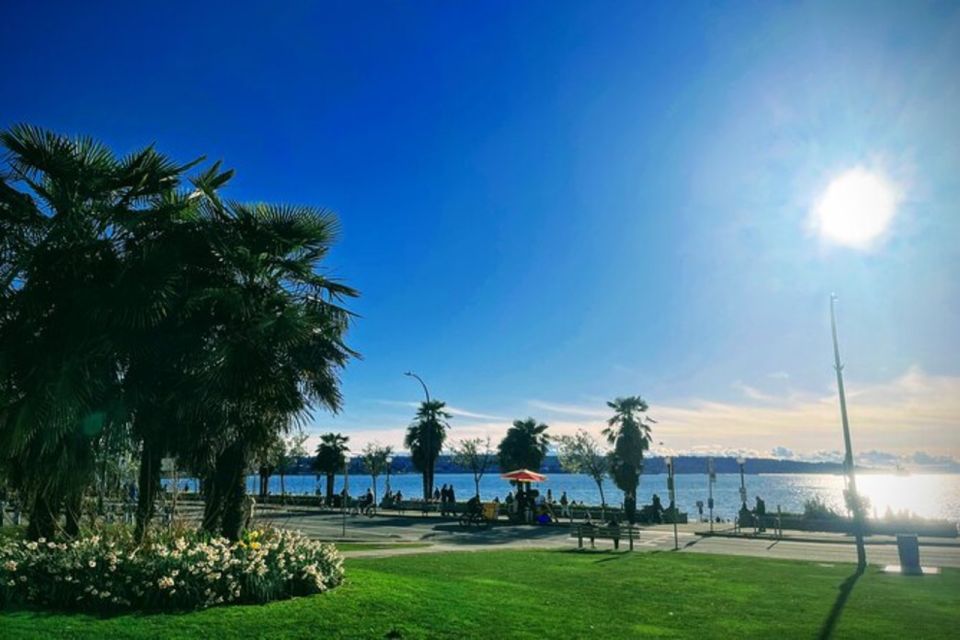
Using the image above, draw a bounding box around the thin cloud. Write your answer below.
[445,406,509,421]
[527,400,609,419]
[529,366,960,458]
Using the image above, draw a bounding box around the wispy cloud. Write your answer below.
[308,367,959,459]
[446,406,509,421]
[530,366,960,458]
[527,400,609,419]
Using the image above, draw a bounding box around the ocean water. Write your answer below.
[164,472,960,523]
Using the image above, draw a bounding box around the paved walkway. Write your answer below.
[248,506,960,568]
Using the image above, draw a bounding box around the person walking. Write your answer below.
[560,491,570,519]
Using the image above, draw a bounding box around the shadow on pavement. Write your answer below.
[817,570,862,640]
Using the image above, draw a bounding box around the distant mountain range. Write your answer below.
[285,455,847,476]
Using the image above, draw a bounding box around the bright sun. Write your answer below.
[813,168,900,249]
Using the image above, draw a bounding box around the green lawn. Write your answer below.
[1,550,957,639]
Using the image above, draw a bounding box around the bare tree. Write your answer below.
[362,443,393,510]
[556,430,611,519]
[450,437,494,499]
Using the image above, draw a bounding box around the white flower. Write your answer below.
[3,560,16,572]
[88,560,97,568]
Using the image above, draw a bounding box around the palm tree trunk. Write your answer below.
[280,471,286,505]
[64,491,83,538]
[624,489,637,524]
[135,444,162,543]
[27,494,58,541]
[475,476,480,500]
[325,472,334,503]
[217,440,249,541]
[201,468,222,534]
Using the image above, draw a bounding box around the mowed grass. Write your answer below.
[2,550,957,639]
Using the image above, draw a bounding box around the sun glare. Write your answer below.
[813,168,900,249]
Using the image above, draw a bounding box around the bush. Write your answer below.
[802,496,840,520]
[0,526,343,613]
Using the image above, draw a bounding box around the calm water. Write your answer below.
[164,472,960,523]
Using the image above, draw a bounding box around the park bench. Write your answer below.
[571,523,643,551]
[395,500,440,516]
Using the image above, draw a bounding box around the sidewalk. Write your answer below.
[694,526,960,547]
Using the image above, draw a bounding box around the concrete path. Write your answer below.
[247,507,960,568]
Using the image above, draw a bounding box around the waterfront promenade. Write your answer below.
[241,502,960,568]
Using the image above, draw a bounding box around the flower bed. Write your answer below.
[0,526,343,612]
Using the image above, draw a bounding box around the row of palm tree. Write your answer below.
[311,395,654,522]
[0,126,357,541]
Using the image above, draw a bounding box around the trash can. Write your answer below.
[896,534,922,575]
[482,502,498,521]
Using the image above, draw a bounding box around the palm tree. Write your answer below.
[187,199,358,540]
[0,125,197,540]
[497,418,550,472]
[404,400,452,500]
[315,433,350,504]
[602,396,653,524]
[0,126,360,542]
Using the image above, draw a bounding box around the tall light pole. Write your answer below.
[707,457,716,534]
[830,294,867,572]
[404,371,433,501]
[666,456,679,551]
[404,371,430,403]
[736,456,747,510]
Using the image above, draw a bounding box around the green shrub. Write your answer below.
[0,526,343,613]
[802,496,840,520]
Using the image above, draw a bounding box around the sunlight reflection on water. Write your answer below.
[166,472,960,522]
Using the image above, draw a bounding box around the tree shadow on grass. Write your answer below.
[817,570,862,640]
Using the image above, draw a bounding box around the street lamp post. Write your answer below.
[385,454,393,496]
[736,455,751,532]
[404,371,433,502]
[736,456,747,509]
[666,456,679,551]
[830,295,867,573]
[707,457,716,534]
[341,456,349,538]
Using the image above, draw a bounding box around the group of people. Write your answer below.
[435,484,457,516]
[502,488,585,524]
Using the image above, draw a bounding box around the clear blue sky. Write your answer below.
[2,1,958,462]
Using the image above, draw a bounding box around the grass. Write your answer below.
[1,550,957,639]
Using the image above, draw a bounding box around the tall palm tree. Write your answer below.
[0,126,360,542]
[186,198,359,540]
[497,418,550,472]
[0,125,198,540]
[315,433,350,504]
[602,396,653,524]
[404,400,451,500]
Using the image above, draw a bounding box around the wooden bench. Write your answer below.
[571,524,643,551]
[394,500,441,515]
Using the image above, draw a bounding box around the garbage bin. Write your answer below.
[482,502,498,521]
[896,534,922,575]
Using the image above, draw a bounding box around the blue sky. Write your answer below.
[2,1,958,463]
